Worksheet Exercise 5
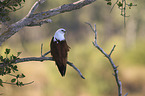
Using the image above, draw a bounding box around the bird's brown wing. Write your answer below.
[50,37,70,76]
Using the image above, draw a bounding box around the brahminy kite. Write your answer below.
[50,28,70,76]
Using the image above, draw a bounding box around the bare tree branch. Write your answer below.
[86,22,123,96]
[10,56,84,79]
[41,43,51,57]
[27,19,52,27]
[0,45,85,79]
[14,56,85,79]
[0,0,96,46]
[27,0,45,16]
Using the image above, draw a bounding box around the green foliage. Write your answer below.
[10,73,26,86]
[0,0,25,22]
[0,48,21,76]
[11,78,16,82]
[105,0,137,16]
[0,48,31,87]
[117,2,123,7]
[107,2,112,5]
[5,48,10,54]
[0,79,3,87]
[105,0,112,5]
[105,0,137,27]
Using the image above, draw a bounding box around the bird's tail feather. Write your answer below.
[56,63,66,76]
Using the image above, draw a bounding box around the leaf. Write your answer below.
[13,7,16,11]
[107,2,112,5]
[5,48,10,54]
[129,3,133,9]
[117,2,123,7]
[12,55,17,60]
[0,56,3,60]
[17,52,22,57]
[13,65,18,71]
[16,81,19,86]
[19,82,24,86]
[7,6,13,10]
[4,58,10,63]
[6,67,11,73]
[7,68,11,73]
[18,2,21,6]
[129,3,133,6]
[16,74,19,78]
[23,0,25,2]
[14,4,18,7]
[0,79,3,87]
[11,78,16,83]
[21,73,25,78]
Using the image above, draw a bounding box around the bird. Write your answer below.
[50,28,70,76]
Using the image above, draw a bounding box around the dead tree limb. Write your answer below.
[12,56,85,79]
[0,0,96,45]
[86,22,123,96]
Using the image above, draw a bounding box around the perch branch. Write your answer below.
[0,0,96,46]
[86,22,122,96]
[14,56,85,79]
[0,45,85,79]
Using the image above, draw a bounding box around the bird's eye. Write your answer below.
[61,30,65,32]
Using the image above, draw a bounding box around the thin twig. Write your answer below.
[41,43,43,57]
[2,81,34,86]
[110,0,119,13]
[8,74,24,78]
[109,45,116,57]
[27,0,46,17]
[41,43,51,57]
[86,22,122,96]
[42,51,51,57]
[85,22,95,33]
[94,24,97,44]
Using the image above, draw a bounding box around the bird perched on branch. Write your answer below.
[50,28,70,76]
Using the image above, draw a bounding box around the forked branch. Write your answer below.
[13,56,85,79]
[86,22,123,96]
[0,44,85,79]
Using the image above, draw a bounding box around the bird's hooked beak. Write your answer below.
[62,30,66,34]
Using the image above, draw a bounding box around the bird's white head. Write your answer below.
[54,28,66,41]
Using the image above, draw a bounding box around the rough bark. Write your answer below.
[0,0,96,45]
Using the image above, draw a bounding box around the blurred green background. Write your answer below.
[1,0,145,96]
